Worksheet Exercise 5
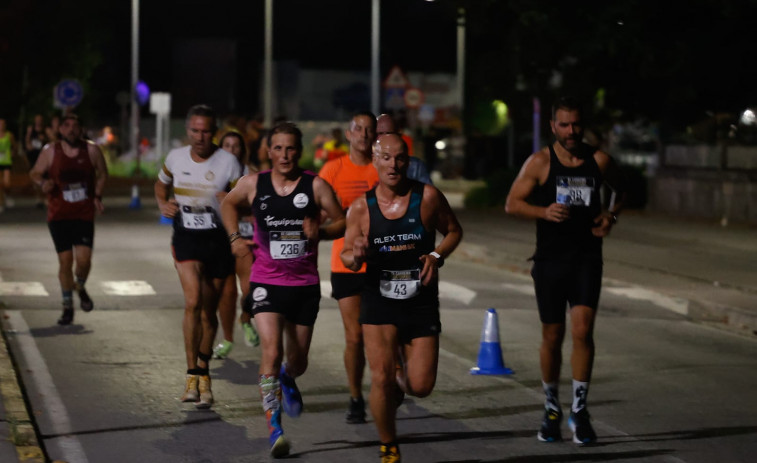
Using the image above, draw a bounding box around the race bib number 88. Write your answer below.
[556,176,594,207]
[270,231,307,260]
[380,269,421,300]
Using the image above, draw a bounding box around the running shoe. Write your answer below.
[196,375,213,409]
[242,321,260,347]
[568,408,597,445]
[77,284,94,312]
[345,396,366,424]
[537,408,563,442]
[267,410,290,458]
[180,374,199,402]
[379,443,401,463]
[57,307,74,325]
[279,364,303,418]
[212,340,233,359]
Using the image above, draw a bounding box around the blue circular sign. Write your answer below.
[55,79,83,107]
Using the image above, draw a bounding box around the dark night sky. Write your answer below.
[131,0,458,114]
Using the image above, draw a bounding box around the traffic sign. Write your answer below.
[150,92,171,115]
[54,79,83,108]
[385,88,406,111]
[383,65,410,89]
[404,87,424,109]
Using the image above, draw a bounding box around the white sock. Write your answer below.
[543,381,560,412]
[572,380,589,412]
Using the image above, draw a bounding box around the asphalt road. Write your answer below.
[1,198,756,462]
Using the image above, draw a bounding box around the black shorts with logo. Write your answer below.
[48,220,95,253]
[172,229,234,279]
[531,257,603,324]
[248,282,320,326]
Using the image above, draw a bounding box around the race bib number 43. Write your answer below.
[380,269,421,300]
[556,176,594,207]
[181,205,217,230]
[270,231,307,260]
[62,183,88,203]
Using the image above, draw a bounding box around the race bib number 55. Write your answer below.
[181,205,217,230]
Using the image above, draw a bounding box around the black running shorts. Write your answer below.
[531,257,603,324]
[360,290,441,344]
[172,229,234,279]
[330,272,365,300]
[248,282,320,326]
[48,220,94,253]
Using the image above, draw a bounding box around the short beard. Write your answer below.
[62,136,79,147]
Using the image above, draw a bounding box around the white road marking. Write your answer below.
[320,281,332,299]
[5,311,89,463]
[605,287,689,315]
[0,282,49,296]
[501,283,535,296]
[100,280,156,296]
[438,281,477,305]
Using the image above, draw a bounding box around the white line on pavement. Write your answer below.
[604,286,689,315]
[0,282,49,296]
[6,311,89,463]
[438,281,477,305]
[100,280,156,296]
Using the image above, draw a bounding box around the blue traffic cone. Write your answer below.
[470,308,513,375]
[128,184,141,209]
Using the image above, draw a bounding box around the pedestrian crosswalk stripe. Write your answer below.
[0,282,49,296]
[604,287,689,315]
[501,283,535,296]
[100,281,156,296]
[438,281,477,305]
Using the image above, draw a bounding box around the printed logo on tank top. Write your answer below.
[293,193,309,208]
[556,176,594,207]
[374,232,422,253]
[205,171,215,181]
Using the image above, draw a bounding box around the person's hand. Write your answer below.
[419,254,440,286]
[351,234,369,270]
[94,197,105,214]
[303,215,321,241]
[231,238,253,258]
[592,212,614,237]
[40,179,53,194]
[159,198,179,218]
[544,203,569,222]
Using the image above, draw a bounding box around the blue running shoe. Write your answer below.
[537,408,562,442]
[569,408,597,445]
[267,408,290,458]
[279,364,303,418]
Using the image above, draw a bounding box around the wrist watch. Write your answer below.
[429,251,444,267]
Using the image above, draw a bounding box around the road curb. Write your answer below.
[0,310,45,463]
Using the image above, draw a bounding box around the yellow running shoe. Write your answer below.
[180,374,199,402]
[196,375,213,409]
[379,443,401,463]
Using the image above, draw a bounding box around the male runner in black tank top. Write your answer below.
[505,96,625,446]
[341,133,463,463]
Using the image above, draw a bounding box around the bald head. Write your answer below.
[374,132,407,157]
[376,113,396,136]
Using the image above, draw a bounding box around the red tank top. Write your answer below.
[47,141,96,222]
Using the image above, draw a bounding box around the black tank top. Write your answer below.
[364,181,438,305]
[532,143,603,260]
